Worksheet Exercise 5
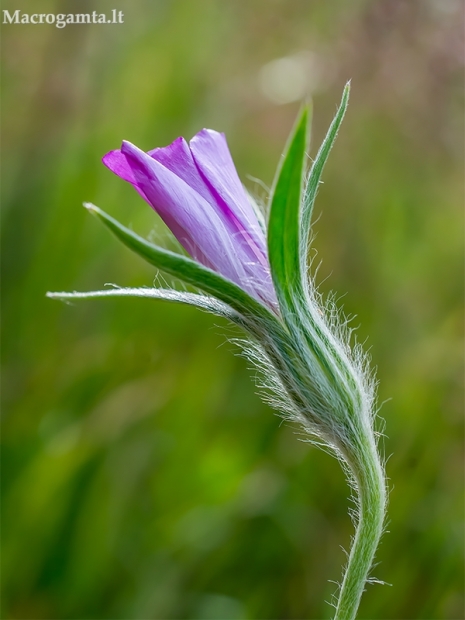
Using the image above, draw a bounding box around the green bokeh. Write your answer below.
[2,1,463,618]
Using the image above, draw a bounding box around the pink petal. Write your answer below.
[189,129,268,266]
[120,140,250,285]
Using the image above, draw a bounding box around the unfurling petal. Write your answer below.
[190,130,269,266]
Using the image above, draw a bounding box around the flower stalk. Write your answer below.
[335,438,386,620]
[48,83,386,619]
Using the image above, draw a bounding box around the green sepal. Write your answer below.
[46,286,247,328]
[82,203,277,326]
[267,87,356,408]
[302,82,350,243]
[267,106,310,314]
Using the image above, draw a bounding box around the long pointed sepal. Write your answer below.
[82,203,278,325]
[46,286,247,326]
[267,106,310,315]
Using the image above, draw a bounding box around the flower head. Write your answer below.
[103,130,277,308]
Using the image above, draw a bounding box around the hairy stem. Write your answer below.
[334,434,386,620]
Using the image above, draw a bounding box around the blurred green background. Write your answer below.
[2,1,463,618]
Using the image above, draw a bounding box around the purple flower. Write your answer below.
[102,130,277,308]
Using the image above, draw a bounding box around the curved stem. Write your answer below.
[334,436,386,620]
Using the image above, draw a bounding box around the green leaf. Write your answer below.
[82,203,276,325]
[302,82,350,245]
[267,106,310,313]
